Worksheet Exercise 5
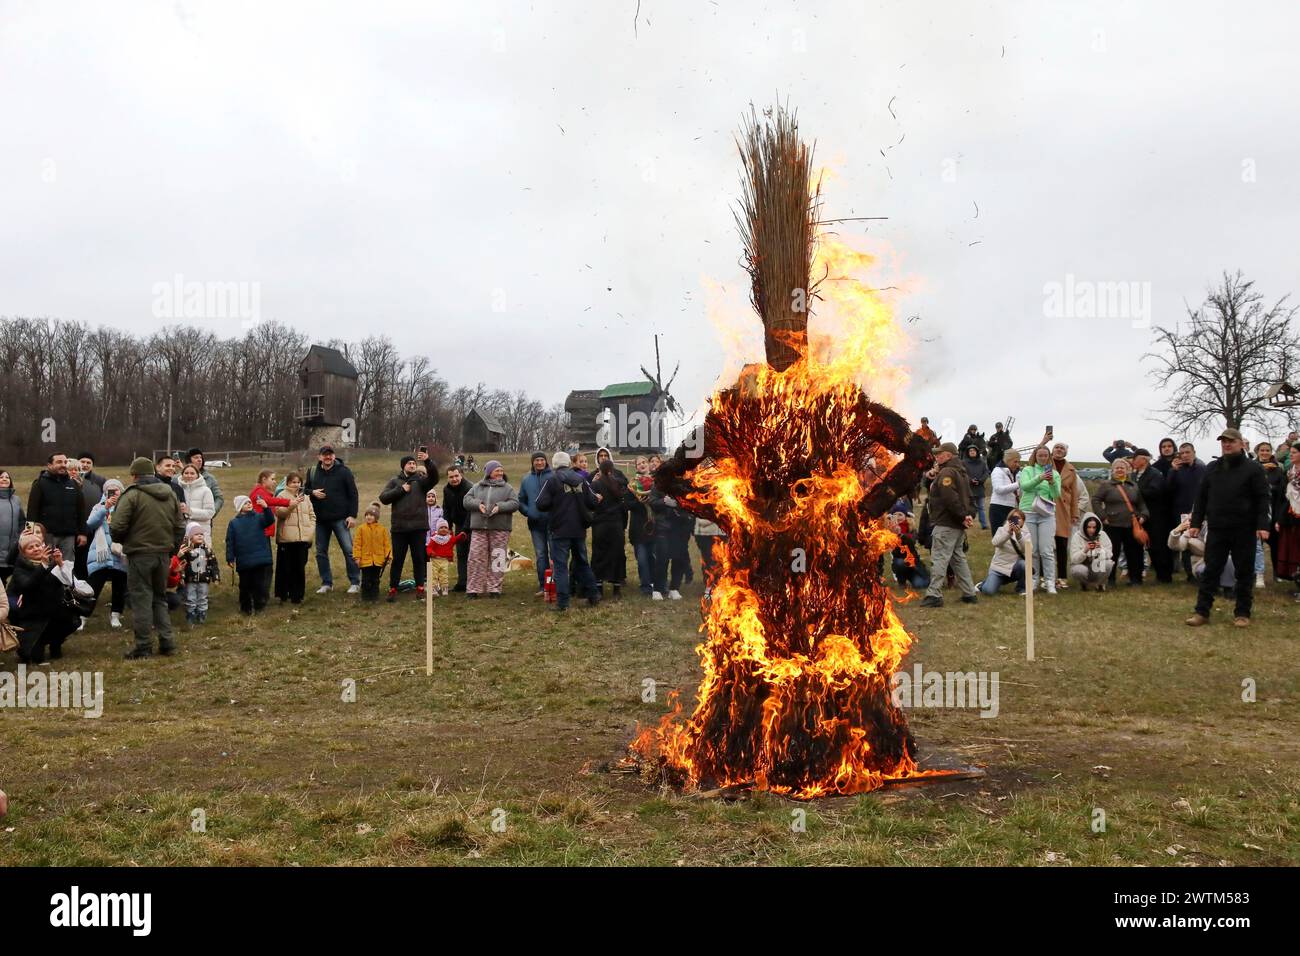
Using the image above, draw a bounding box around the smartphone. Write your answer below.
[1046,425,1054,435]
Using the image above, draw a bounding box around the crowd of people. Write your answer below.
[3,419,1296,664]
[0,443,724,663]
[901,422,1300,628]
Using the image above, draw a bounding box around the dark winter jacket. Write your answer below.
[1134,465,1169,526]
[536,468,598,540]
[957,431,987,459]
[591,473,629,529]
[962,454,990,496]
[1190,452,1270,532]
[1167,458,1207,517]
[79,471,105,519]
[986,429,1013,467]
[27,470,88,537]
[379,469,436,533]
[303,460,359,524]
[462,478,519,532]
[110,478,186,555]
[442,478,470,530]
[0,487,24,568]
[648,489,684,540]
[8,556,63,628]
[626,482,653,546]
[1103,443,1136,463]
[517,466,555,531]
[179,543,220,584]
[927,460,974,529]
[1260,461,1287,523]
[225,508,275,570]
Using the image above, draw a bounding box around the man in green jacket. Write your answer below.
[111,457,186,659]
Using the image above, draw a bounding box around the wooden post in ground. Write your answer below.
[1025,533,1035,661]
[425,570,434,676]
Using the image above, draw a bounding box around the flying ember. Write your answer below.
[630,104,950,798]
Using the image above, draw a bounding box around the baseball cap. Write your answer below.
[1216,428,1244,442]
[319,444,336,454]
[939,442,959,455]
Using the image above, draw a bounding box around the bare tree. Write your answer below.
[1146,271,1299,436]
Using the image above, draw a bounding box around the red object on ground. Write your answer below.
[544,567,557,603]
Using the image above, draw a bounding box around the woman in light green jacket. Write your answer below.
[1018,445,1062,593]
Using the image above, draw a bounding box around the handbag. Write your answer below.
[0,620,21,653]
[1116,484,1150,547]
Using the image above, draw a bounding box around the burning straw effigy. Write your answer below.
[629,104,953,798]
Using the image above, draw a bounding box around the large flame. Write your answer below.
[632,231,942,799]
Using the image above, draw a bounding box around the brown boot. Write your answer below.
[1184,613,1209,627]
[1233,617,1250,628]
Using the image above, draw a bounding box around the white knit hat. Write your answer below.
[552,451,572,469]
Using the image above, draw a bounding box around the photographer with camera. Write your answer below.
[980,508,1029,595]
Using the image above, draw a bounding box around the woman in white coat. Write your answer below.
[177,464,216,544]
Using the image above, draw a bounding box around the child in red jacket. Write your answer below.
[250,470,291,538]
[425,519,466,597]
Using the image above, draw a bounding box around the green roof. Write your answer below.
[600,381,656,399]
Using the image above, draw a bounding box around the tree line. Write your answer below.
[0,317,569,464]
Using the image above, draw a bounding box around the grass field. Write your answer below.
[2,451,1297,866]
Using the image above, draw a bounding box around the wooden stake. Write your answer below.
[425,567,434,676]
[1025,534,1035,661]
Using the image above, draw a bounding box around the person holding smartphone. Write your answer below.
[1017,445,1062,593]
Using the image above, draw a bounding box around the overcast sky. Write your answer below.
[3,0,1297,458]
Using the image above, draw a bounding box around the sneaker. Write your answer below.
[386,588,398,603]
[960,594,978,604]
[668,590,683,600]
[110,612,122,629]
[652,592,664,601]
[919,595,943,608]
[1045,582,1057,595]
[346,584,361,594]
[1055,578,1069,590]
[1255,573,1265,589]
[534,590,545,597]
[1234,616,1250,628]
[316,585,332,594]
[1184,614,1208,627]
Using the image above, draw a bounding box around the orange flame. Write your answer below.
[632,228,942,799]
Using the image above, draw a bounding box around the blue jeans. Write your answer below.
[530,526,551,589]
[549,536,596,606]
[972,494,987,529]
[980,560,1026,595]
[891,555,931,589]
[633,541,655,593]
[315,518,360,587]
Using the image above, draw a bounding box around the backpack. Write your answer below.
[565,481,594,528]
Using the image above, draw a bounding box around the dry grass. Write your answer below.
[1,451,1297,865]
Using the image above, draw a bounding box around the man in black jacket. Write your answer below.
[442,465,471,592]
[986,422,1013,468]
[378,455,437,600]
[1186,428,1271,627]
[304,444,361,594]
[28,453,88,557]
[1167,442,1207,581]
[536,451,600,610]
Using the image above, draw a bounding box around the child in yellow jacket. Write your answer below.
[352,502,392,601]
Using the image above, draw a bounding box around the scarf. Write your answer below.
[92,497,115,565]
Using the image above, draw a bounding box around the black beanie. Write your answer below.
[400,455,416,468]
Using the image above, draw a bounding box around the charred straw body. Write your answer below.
[635,104,937,797]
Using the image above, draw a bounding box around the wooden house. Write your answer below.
[295,345,358,428]
[461,406,505,453]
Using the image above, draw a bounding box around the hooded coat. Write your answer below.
[962,450,990,497]
[86,497,129,576]
[178,474,217,541]
[1190,452,1270,531]
[110,477,186,555]
[1068,512,1114,574]
[988,519,1030,576]
[536,467,599,539]
[1052,460,1081,537]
